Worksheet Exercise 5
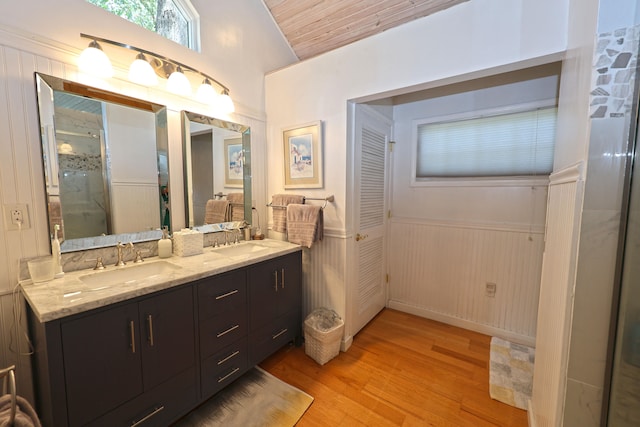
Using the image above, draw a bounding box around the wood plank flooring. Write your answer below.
[260,308,528,426]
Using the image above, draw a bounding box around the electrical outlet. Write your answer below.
[3,203,30,230]
[485,282,497,297]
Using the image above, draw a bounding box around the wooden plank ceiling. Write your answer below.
[264,0,469,60]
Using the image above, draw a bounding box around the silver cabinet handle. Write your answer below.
[218,367,240,383]
[215,289,239,300]
[216,324,239,338]
[147,315,154,347]
[281,268,285,289]
[217,350,240,365]
[129,320,136,353]
[272,328,288,340]
[130,406,164,427]
[274,270,278,292]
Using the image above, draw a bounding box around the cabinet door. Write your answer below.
[139,286,195,390]
[248,258,283,328]
[278,251,302,315]
[61,302,143,426]
[249,252,302,324]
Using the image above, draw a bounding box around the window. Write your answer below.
[414,106,557,181]
[87,0,200,51]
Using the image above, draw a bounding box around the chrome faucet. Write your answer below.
[115,242,133,266]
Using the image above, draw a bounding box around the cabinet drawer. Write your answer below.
[86,366,197,427]
[201,339,248,398]
[200,309,247,358]
[249,310,301,365]
[198,270,246,321]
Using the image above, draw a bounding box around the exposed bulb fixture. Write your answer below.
[128,52,158,86]
[196,78,217,105]
[78,34,233,110]
[167,66,192,95]
[78,40,113,78]
[217,89,235,114]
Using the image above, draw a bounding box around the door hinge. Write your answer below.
[387,210,391,219]
[388,140,396,152]
[385,274,389,283]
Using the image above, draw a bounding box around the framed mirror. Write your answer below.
[35,73,170,253]
[182,111,251,232]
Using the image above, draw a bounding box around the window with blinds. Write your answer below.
[415,107,557,179]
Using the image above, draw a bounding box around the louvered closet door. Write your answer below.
[352,105,392,335]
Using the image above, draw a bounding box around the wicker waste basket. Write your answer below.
[304,308,344,365]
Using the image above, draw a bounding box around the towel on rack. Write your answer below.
[271,194,305,233]
[286,204,323,248]
[0,395,41,427]
[226,193,245,221]
[204,199,229,224]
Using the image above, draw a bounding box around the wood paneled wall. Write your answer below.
[387,218,545,346]
[530,163,584,427]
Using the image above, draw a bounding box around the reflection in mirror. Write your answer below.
[35,73,169,253]
[182,111,251,233]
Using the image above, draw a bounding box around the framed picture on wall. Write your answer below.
[283,121,323,189]
[224,138,244,188]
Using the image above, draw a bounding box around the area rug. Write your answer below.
[174,367,313,426]
[489,337,535,410]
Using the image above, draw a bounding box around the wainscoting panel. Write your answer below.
[388,218,544,345]
[299,231,346,321]
[530,164,584,427]
[0,290,34,404]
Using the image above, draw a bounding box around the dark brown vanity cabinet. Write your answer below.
[197,269,249,398]
[28,250,302,427]
[248,251,302,365]
[31,286,197,427]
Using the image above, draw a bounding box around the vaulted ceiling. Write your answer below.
[263,0,469,60]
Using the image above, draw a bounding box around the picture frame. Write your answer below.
[283,121,323,189]
[224,138,244,188]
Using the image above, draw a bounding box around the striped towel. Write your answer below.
[286,204,323,248]
[271,194,304,233]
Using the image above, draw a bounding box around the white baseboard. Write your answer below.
[388,301,536,348]
[341,334,353,352]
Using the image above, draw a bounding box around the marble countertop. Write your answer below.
[22,239,302,323]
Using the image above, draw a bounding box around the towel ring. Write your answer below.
[0,365,17,425]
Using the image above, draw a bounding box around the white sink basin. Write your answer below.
[79,260,182,288]
[211,242,270,259]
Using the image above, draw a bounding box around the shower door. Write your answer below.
[605,114,640,426]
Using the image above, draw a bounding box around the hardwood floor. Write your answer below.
[260,308,528,426]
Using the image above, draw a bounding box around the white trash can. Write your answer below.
[303,308,344,365]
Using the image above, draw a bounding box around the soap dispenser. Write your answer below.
[52,224,64,278]
[158,226,172,258]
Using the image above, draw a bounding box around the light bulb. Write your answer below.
[128,53,158,86]
[196,79,218,104]
[78,40,113,78]
[167,66,191,95]
[217,90,235,114]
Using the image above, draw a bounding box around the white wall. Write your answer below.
[386,71,559,344]
[265,0,570,344]
[0,0,295,401]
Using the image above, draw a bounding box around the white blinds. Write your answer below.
[416,107,557,178]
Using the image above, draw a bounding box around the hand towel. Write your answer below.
[204,199,229,224]
[226,193,245,221]
[286,204,323,248]
[0,394,42,427]
[271,194,304,233]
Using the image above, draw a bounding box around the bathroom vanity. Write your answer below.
[22,240,302,427]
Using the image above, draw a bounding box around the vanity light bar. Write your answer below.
[79,33,233,111]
